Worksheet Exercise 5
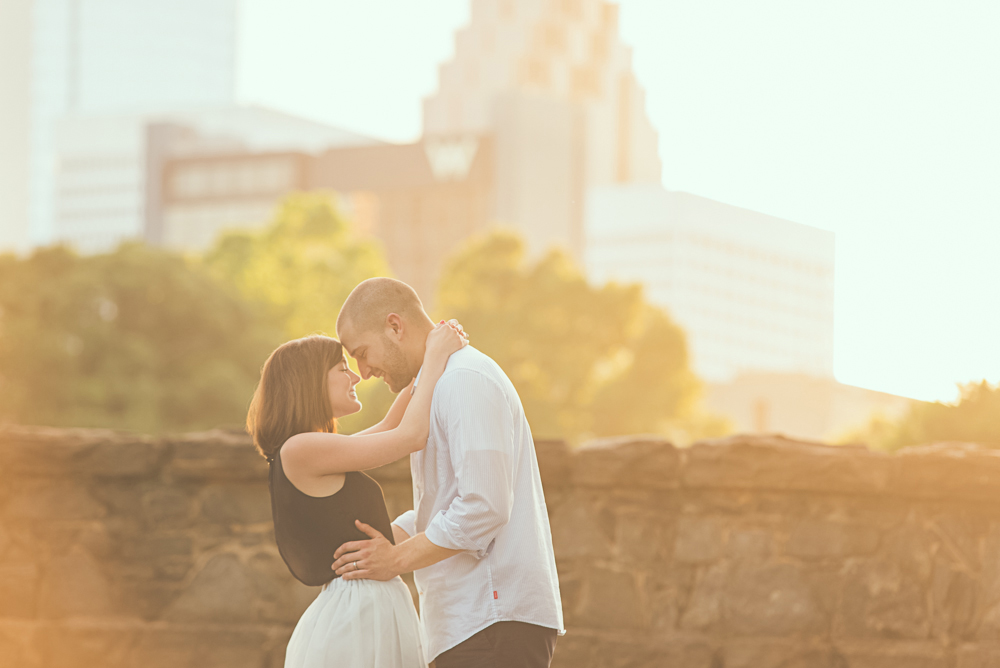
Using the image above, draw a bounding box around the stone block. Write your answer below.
[551,498,613,559]
[556,572,585,628]
[573,436,679,489]
[931,514,987,572]
[128,628,270,668]
[726,529,772,560]
[37,547,114,618]
[549,633,597,668]
[681,562,727,631]
[4,483,106,521]
[723,640,847,668]
[836,559,930,639]
[554,634,714,668]
[266,637,292,668]
[891,444,1000,504]
[674,516,724,563]
[141,486,195,524]
[1,426,164,480]
[725,561,827,636]
[40,625,137,668]
[0,426,111,477]
[615,510,673,565]
[249,552,316,624]
[77,524,113,558]
[645,574,682,632]
[930,556,977,640]
[534,439,572,490]
[0,559,39,617]
[124,534,193,560]
[591,638,716,668]
[957,645,1000,668]
[166,432,265,481]
[80,440,167,478]
[199,483,271,525]
[786,519,881,559]
[0,623,42,668]
[89,483,146,523]
[163,553,258,623]
[683,436,893,495]
[977,605,1000,642]
[117,581,184,620]
[839,643,950,668]
[574,568,647,630]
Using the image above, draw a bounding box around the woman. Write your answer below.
[246,321,468,668]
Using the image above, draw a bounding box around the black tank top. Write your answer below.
[268,449,396,586]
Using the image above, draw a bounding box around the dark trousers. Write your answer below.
[433,621,558,668]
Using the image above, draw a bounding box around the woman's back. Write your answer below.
[269,449,396,587]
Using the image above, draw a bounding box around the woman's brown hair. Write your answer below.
[247,335,344,461]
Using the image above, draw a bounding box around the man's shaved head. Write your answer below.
[336,278,434,392]
[337,277,427,339]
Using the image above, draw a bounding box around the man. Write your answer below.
[330,277,564,668]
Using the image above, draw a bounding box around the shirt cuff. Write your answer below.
[392,510,417,540]
[424,510,490,558]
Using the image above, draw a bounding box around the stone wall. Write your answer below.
[4,427,1000,667]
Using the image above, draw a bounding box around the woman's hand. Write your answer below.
[424,319,469,368]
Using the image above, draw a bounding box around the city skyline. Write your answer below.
[236,0,1000,403]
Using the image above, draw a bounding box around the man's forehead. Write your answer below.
[339,322,376,356]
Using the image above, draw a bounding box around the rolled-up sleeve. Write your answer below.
[392,509,417,540]
[424,370,515,558]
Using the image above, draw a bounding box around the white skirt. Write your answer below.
[285,576,426,668]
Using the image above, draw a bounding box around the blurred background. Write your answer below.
[0,0,997,450]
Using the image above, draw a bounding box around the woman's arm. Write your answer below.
[280,324,466,476]
[353,379,414,436]
[353,320,465,436]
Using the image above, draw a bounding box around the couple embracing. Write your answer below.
[247,278,564,667]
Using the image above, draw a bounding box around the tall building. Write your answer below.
[159,136,494,300]
[55,106,376,252]
[5,0,239,250]
[423,0,661,260]
[586,185,836,382]
[0,0,33,254]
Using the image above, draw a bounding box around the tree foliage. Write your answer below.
[0,244,282,432]
[203,193,395,433]
[204,192,390,338]
[436,230,702,441]
[848,381,1000,451]
[0,193,398,434]
[0,197,724,442]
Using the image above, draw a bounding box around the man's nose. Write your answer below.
[358,361,373,380]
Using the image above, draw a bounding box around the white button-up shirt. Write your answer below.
[393,346,564,662]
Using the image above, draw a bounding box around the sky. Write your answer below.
[237,0,1000,403]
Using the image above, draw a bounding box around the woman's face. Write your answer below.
[327,358,362,418]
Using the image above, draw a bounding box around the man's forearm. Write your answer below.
[391,524,411,545]
[391,533,462,574]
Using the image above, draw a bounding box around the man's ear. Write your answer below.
[385,313,404,340]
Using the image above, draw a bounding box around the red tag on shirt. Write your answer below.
[493,591,498,600]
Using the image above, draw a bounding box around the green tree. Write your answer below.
[0,244,282,433]
[436,230,703,442]
[204,192,390,338]
[203,192,395,433]
[847,381,1000,451]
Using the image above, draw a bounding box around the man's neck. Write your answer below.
[407,319,435,375]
